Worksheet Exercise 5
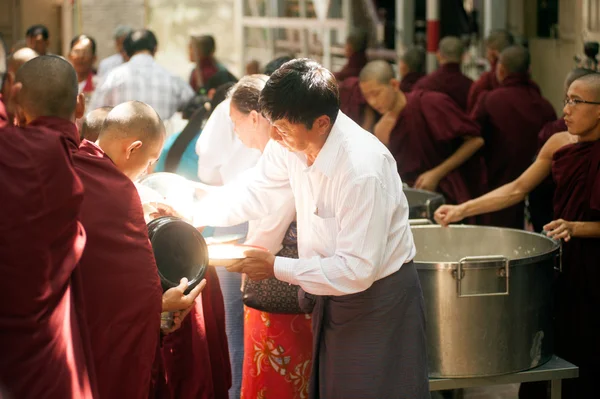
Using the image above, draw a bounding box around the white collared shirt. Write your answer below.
[195,98,292,254]
[194,112,416,296]
[89,53,194,120]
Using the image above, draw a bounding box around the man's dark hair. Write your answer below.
[70,34,97,56]
[123,29,158,58]
[264,55,294,76]
[26,25,49,40]
[192,35,216,58]
[259,58,339,128]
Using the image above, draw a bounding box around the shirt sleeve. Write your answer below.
[193,140,293,227]
[421,92,481,141]
[195,100,234,185]
[274,175,397,296]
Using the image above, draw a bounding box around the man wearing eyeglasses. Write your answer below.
[470,45,556,229]
[435,72,600,399]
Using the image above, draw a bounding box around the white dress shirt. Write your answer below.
[195,98,292,254]
[97,53,124,78]
[89,54,195,120]
[194,112,416,296]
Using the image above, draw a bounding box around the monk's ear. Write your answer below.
[126,140,143,159]
[390,79,400,91]
[75,93,86,120]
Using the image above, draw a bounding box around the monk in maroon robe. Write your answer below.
[435,72,600,399]
[338,76,377,132]
[359,60,486,207]
[0,47,39,126]
[334,29,368,83]
[466,30,514,112]
[0,55,95,398]
[471,45,556,229]
[398,46,426,93]
[76,101,205,399]
[413,36,473,110]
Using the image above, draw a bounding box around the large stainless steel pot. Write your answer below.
[411,225,560,378]
[403,187,445,220]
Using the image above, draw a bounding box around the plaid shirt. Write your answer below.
[89,53,195,120]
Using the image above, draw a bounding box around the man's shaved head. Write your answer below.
[486,30,514,51]
[15,55,79,121]
[438,36,464,63]
[97,101,166,180]
[498,45,530,74]
[400,46,426,74]
[359,60,395,84]
[565,68,597,93]
[81,106,112,142]
[570,72,600,101]
[7,48,38,74]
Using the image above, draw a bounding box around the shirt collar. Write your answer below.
[129,53,154,64]
[310,111,344,178]
[29,116,80,152]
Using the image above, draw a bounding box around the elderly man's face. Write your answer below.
[26,35,48,55]
[69,38,96,78]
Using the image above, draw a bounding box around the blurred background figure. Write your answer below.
[97,25,133,78]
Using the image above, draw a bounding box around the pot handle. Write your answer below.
[541,230,563,273]
[457,255,510,297]
[409,218,434,226]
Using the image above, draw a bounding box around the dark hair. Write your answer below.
[231,75,269,114]
[70,34,97,56]
[264,55,294,76]
[26,25,49,40]
[123,29,158,58]
[192,35,216,58]
[259,58,339,128]
[204,69,238,92]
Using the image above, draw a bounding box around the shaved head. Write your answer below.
[565,68,597,92]
[486,30,514,51]
[438,36,464,63]
[359,60,395,84]
[15,55,79,121]
[97,101,166,180]
[400,46,426,74]
[498,45,530,74]
[81,106,112,142]
[571,72,600,101]
[7,48,38,74]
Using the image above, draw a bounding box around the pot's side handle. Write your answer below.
[456,255,510,297]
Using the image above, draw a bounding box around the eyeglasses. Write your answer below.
[564,98,600,107]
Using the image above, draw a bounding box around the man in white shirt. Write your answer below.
[97,25,132,79]
[89,29,194,120]
[194,59,430,398]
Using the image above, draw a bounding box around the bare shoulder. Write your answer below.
[539,132,573,159]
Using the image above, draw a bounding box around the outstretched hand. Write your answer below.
[226,248,275,281]
[434,204,465,227]
[162,277,207,312]
[544,219,573,242]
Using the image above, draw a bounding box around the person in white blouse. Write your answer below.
[193,59,430,399]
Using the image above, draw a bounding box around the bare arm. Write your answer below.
[415,136,484,190]
[361,106,376,133]
[435,133,571,225]
[373,111,397,145]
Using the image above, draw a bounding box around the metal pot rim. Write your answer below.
[411,224,560,270]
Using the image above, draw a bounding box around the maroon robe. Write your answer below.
[413,62,473,111]
[528,118,568,232]
[339,77,369,127]
[190,58,219,92]
[466,65,499,113]
[389,90,486,206]
[471,73,556,229]
[0,119,95,398]
[399,71,425,93]
[334,51,368,83]
[550,140,600,398]
[73,139,163,399]
[158,266,231,399]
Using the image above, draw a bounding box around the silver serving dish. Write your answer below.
[412,225,560,378]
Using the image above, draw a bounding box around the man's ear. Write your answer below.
[390,78,400,91]
[75,93,86,120]
[126,140,143,159]
[315,115,331,135]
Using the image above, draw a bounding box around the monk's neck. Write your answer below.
[389,91,407,118]
[578,128,600,143]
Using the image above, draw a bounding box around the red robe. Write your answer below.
[334,51,368,83]
[528,118,568,232]
[413,62,473,111]
[550,140,600,398]
[399,71,425,93]
[471,73,556,229]
[158,266,231,399]
[339,77,369,127]
[466,65,499,113]
[389,90,487,206]
[190,58,219,92]
[73,139,163,399]
[0,119,95,398]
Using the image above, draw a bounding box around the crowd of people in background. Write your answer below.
[0,20,599,399]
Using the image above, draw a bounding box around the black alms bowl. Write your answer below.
[147,216,208,293]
